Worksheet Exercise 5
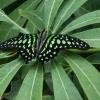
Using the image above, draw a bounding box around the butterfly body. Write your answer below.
[0,33,90,63]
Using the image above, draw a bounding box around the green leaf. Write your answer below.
[43,95,54,100]
[19,9,44,30]
[0,0,42,40]
[6,80,22,100]
[15,63,43,100]
[74,7,90,18]
[0,10,11,23]
[0,52,17,59]
[51,61,82,100]
[64,53,100,100]
[25,22,36,34]
[0,52,11,59]
[0,59,23,96]
[0,0,16,9]
[0,9,29,34]
[82,0,100,11]
[72,28,100,48]
[44,0,64,32]
[52,0,87,33]
[61,10,100,34]
[87,53,100,64]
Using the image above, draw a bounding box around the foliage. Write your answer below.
[0,0,100,100]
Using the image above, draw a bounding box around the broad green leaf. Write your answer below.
[87,53,100,64]
[44,73,53,92]
[43,95,54,100]
[0,59,23,96]
[0,9,29,34]
[72,28,100,48]
[44,0,64,32]
[19,9,44,30]
[61,10,100,34]
[0,0,42,40]
[74,7,90,18]
[51,61,82,100]
[25,1,44,33]
[0,52,17,59]
[6,80,22,100]
[52,0,87,33]
[0,52,18,65]
[65,53,100,100]
[0,0,16,9]
[15,63,43,100]
[0,52,11,59]
[24,0,42,10]
[25,21,36,34]
[83,0,100,11]
[0,10,11,23]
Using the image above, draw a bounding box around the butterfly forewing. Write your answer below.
[0,33,37,63]
[18,33,37,63]
[0,37,18,50]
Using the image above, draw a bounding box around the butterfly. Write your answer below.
[0,32,90,63]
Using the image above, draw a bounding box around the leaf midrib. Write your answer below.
[0,10,28,34]
[82,39,100,41]
[53,0,76,33]
[3,0,38,40]
[61,17,100,34]
[67,56,100,97]
[46,0,56,31]
[0,62,22,86]
[29,67,38,100]
[55,66,70,100]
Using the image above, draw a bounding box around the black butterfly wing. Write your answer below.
[0,33,37,63]
[0,32,90,63]
[0,33,29,50]
[38,34,90,63]
[17,33,37,63]
[0,36,18,50]
[56,34,90,50]
[38,34,60,63]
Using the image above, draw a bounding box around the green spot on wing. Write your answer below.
[23,39,27,44]
[28,39,31,44]
[32,36,36,53]
[41,35,54,53]
[18,40,23,44]
[14,41,17,44]
[62,40,66,44]
[57,39,61,44]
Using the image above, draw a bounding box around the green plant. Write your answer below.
[0,0,100,100]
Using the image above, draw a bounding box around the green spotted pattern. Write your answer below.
[0,33,90,63]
